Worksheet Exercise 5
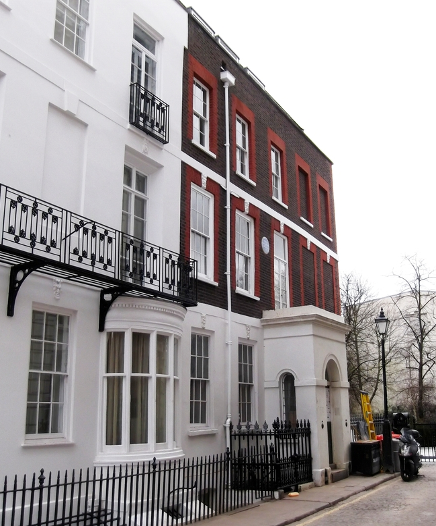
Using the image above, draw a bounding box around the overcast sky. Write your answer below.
[188,0,436,298]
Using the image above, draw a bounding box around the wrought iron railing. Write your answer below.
[129,83,170,144]
[230,419,312,493]
[0,184,197,328]
[0,453,258,526]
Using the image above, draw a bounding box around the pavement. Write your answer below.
[204,471,399,526]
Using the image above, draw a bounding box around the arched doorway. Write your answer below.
[325,359,341,466]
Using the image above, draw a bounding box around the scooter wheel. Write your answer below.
[401,470,413,482]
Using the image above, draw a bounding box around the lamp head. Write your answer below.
[375,307,390,336]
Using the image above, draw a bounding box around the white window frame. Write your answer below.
[235,212,254,294]
[25,307,72,445]
[238,343,255,424]
[54,0,90,60]
[190,334,210,426]
[271,146,282,201]
[102,329,178,457]
[190,185,214,281]
[122,165,148,241]
[131,22,158,94]
[193,79,210,150]
[236,116,249,178]
[274,232,289,309]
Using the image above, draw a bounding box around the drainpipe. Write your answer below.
[220,68,235,452]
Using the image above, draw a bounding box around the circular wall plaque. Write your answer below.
[261,236,270,254]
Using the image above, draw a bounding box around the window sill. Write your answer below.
[50,38,96,71]
[300,216,314,228]
[191,140,217,159]
[22,437,74,447]
[272,196,288,209]
[321,232,333,242]
[197,275,219,286]
[235,288,260,301]
[0,1,11,11]
[188,428,218,436]
[94,448,185,466]
[235,172,256,186]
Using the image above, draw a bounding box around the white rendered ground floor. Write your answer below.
[0,268,350,485]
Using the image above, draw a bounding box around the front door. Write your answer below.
[326,386,333,464]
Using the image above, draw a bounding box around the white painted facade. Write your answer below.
[0,0,351,486]
[0,0,191,478]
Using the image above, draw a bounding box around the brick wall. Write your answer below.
[181,14,340,317]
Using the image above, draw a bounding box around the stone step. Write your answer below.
[331,468,348,483]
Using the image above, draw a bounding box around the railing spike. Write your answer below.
[38,469,45,487]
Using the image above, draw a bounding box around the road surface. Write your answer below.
[294,463,436,526]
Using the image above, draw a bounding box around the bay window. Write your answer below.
[103,330,178,454]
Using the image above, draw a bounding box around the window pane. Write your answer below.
[124,165,132,187]
[45,313,57,342]
[32,311,45,340]
[174,339,179,377]
[156,377,166,443]
[79,0,89,19]
[130,377,148,444]
[38,404,51,434]
[52,375,63,403]
[25,404,37,434]
[135,172,147,194]
[51,404,62,433]
[56,344,68,373]
[27,373,39,402]
[106,377,123,445]
[39,373,52,403]
[69,0,79,13]
[57,316,69,343]
[133,24,156,54]
[29,341,43,370]
[106,333,124,373]
[132,333,149,373]
[43,342,56,371]
[156,335,168,374]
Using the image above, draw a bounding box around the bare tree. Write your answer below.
[341,274,381,412]
[391,256,436,421]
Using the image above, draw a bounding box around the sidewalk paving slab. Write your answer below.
[203,472,399,526]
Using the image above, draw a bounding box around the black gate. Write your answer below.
[230,419,312,495]
[415,424,436,461]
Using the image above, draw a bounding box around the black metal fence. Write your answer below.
[1,421,313,526]
[129,83,170,144]
[230,419,312,494]
[0,454,253,526]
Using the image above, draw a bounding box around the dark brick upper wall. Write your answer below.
[181,15,340,317]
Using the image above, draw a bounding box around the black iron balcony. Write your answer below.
[0,184,197,330]
[129,83,170,144]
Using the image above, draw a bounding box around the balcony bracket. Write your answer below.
[7,261,45,317]
[99,286,133,332]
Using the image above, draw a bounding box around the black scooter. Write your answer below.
[398,427,422,481]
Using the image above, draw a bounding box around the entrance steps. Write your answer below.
[329,464,349,483]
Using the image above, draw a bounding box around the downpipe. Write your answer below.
[220,68,236,452]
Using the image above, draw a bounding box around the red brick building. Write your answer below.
[179,9,350,484]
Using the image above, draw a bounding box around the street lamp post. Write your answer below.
[375,308,394,473]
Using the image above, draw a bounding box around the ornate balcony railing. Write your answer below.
[129,83,170,144]
[0,184,197,330]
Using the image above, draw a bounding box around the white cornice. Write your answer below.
[180,151,339,262]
